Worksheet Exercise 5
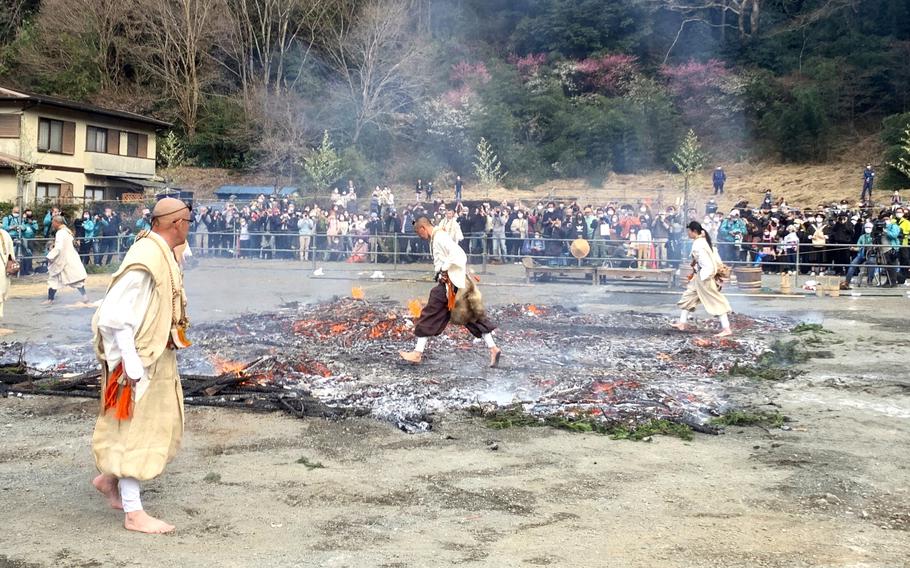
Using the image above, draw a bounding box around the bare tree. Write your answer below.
[0,0,37,43]
[22,0,129,90]
[130,0,223,138]
[217,0,334,108]
[655,0,762,63]
[321,0,429,143]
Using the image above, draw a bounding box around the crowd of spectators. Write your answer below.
[2,169,908,289]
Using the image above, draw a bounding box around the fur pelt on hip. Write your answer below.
[450,277,485,325]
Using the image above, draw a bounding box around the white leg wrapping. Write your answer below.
[679,310,689,324]
[719,313,731,330]
[415,337,428,353]
[119,477,142,513]
[482,333,496,349]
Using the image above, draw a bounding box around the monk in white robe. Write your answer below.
[90,198,192,534]
[671,221,733,337]
[400,217,502,367]
[0,227,15,334]
[42,216,88,304]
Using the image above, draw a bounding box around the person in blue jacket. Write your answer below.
[861,164,875,202]
[712,167,727,195]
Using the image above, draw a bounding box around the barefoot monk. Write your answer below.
[399,216,502,367]
[90,198,192,534]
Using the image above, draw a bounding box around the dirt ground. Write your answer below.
[1,260,909,568]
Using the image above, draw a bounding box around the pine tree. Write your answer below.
[304,130,343,191]
[671,129,706,214]
[888,122,910,182]
[473,137,507,188]
[157,130,186,169]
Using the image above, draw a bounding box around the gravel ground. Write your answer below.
[1,259,908,567]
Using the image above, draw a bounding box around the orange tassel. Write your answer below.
[113,380,133,421]
[102,363,132,420]
[446,282,456,311]
[102,364,124,412]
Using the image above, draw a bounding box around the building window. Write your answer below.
[36,183,61,199]
[38,118,64,153]
[84,187,105,202]
[126,132,139,157]
[87,126,108,153]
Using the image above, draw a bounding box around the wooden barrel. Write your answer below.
[734,267,763,290]
[779,273,793,294]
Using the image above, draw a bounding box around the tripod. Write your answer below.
[856,249,887,288]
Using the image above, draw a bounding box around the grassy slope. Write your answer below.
[170,161,900,211]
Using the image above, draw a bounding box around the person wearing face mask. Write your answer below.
[651,210,670,267]
[2,207,25,270]
[593,209,610,261]
[807,214,829,274]
[781,225,800,272]
[753,226,777,271]
[511,210,528,260]
[78,212,96,266]
[541,202,561,237]
[827,216,853,275]
[841,221,876,289]
[490,208,507,263]
[878,210,903,287]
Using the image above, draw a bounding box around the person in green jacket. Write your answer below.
[3,206,39,275]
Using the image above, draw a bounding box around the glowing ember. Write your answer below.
[210,355,246,376]
[527,304,542,316]
[351,287,365,300]
[407,299,423,318]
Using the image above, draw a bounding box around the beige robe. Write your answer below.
[678,237,732,316]
[0,229,13,318]
[47,225,87,289]
[91,232,189,481]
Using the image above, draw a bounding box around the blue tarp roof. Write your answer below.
[215,185,298,197]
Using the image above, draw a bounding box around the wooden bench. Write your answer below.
[521,256,595,284]
[595,266,676,288]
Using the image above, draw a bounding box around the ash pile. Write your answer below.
[2,298,791,435]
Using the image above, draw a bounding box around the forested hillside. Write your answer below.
[1,0,909,189]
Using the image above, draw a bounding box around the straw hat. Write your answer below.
[570,238,590,259]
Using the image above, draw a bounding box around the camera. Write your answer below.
[871,219,887,242]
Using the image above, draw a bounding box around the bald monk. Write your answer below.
[90,198,192,534]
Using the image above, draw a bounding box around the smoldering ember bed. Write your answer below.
[0,297,800,436]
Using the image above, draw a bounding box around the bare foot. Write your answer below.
[92,474,122,510]
[714,328,733,338]
[0,328,13,336]
[40,299,54,305]
[124,510,175,534]
[669,322,688,331]
[489,347,502,368]
[399,351,423,364]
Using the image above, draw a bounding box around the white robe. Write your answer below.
[0,229,13,318]
[431,227,467,289]
[46,226,87,289]
[691,236,721,281]
[95,269,154,401]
